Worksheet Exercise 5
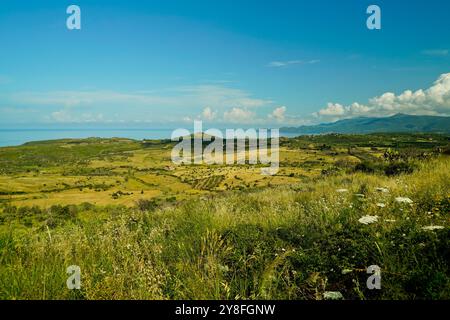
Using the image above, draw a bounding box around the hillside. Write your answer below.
[1,153,449,299]
[281,114,450,134]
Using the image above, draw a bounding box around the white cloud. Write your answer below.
[268,59,320,68]
[421,49,448,57]
[50,110,105,123]
[315,73,450,121]
[4,84,274,124]
[50,110,72,122]
[223,107,255,123]
[182,105,312,126]
[269,106,286,122]
[200,107,217,121]
[174,85,272,108]
[9,84,272,110]
[317,103,346,117]
[13,90,172,108]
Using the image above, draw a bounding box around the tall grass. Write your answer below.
[1,157,449,299]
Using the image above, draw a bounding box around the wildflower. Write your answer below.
[354,193,365,198]
[336,189,348,193]
[323,291,344,300]
[219,264,230,273]
[358,215,379,225]
[385,219,396,223]
[376,203,386,208]
[422,225,445,231]
[395,197,413,204]
[376,187,389,193]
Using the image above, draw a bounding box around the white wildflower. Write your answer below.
[358,215,379,225]
[422,225,445,231]
[395,197,413,204]
[323,291,344,300]
[385,219,396,223]
[376,203,386,208]
[336,189,348,193]
[376,187,389,193]
[219,264,230,273]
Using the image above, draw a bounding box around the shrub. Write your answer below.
[384,161,415,176]
[354,161,377,173]
[135,199,158,212]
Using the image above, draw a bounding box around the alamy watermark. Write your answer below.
[171,121,279,175]
[366,265,381,290]
[65,4,380,31]
[367,5,381,30]
[66,265,81,290]
[66,5,81,30]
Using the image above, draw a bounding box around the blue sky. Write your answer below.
[0,0,449,128]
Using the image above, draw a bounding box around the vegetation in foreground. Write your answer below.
[0,134,449,299]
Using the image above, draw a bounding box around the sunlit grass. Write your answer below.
[1,155,448,299]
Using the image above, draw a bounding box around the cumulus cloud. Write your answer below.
[223,107,255,123]
[181,105,311,126]
[186,105,302,125]
[317,103,345,117]
[315,73,450,121]
[200,107,216,120]
[269,106,286,122]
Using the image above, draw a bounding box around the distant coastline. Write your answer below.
[0,128,176,147]
[0,128,303,148]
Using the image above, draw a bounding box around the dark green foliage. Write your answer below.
[135,199,159,212]
[384,161,415,176]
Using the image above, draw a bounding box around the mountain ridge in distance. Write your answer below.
[281,113,450,134]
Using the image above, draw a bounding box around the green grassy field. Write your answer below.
[0,133,449,299]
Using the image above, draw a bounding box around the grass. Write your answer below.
[0,134,449,299]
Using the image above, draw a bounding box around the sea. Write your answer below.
[0,128,299,147]
[0,129,175,147]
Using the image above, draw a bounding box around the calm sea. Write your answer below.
[0,129,175,147]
